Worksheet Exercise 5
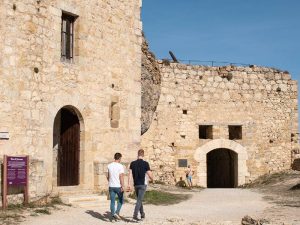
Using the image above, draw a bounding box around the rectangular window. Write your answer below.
[199,125,213,139]
[229,125,242,140]
[178,159,188,168]
[61,12,76,61]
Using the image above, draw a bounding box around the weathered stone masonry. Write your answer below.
[142,62,299,187]
[0,0,142,201]
[141,36,161,135]
[0,0,299,204]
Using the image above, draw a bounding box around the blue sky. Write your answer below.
[142,0,300,80]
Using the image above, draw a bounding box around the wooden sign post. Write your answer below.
[2,155,29,210]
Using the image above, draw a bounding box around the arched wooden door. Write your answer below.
[58,108,80,186]
[207,148,238,188]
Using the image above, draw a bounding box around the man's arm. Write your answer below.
[146,170,153,182]
[119,173,125,191]
[127,169,132,188]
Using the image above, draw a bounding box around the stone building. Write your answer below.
[0,0,142,200]
[0,0,299,205]
[141,62,299,188]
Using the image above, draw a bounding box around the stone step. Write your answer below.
[72,200,110,208]
[61,194,108,208]
[54,187,96,196]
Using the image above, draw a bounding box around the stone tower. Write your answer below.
[0,0,142,199]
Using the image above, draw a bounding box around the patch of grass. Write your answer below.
[7,204,25,211]
[0,211,24,225]
[129,190,191,205]
[0,196,65,225]
[50,196,63,205]
[0,212,22,220]
[44,196,71,207]
[34,208,51,215]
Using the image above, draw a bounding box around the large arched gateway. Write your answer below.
[194,139,249,188]
[53,106,84,187]
[207,148,238,188]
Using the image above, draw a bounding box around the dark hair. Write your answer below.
[114,153,122,160]
[138,149,144,157]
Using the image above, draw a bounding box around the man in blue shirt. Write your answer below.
[128,149,153,221]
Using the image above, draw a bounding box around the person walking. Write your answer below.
[107,152,125,220]
[128,149,153,221]
[185,165,193,187]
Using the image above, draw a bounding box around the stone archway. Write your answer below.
[207,148,238,188]
[53,105,84,187]
[194,139,249,187]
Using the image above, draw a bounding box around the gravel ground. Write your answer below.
[20,189,280,225]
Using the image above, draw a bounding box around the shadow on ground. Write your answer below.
[85,210,134,223]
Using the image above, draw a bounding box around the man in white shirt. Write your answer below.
[107,153,125,220]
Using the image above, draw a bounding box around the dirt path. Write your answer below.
[21,189,277,225]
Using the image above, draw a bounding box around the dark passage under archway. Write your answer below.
[207,148,238,188]
[56,108,80,186]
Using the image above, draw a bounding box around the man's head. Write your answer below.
[138,149,144,158]
[188,165,190,168]
[114,152,122,162]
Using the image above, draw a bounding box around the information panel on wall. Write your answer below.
[7,156,27,185]
[2,155,29,210]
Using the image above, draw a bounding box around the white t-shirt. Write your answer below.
[107,162,125,188]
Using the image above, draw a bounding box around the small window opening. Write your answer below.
[199,125,213,139]
[61,12,77,61]
[110,96,120,128]
[183,110,187,115]
[178,159,188,168]
[180,135,186,139]
[229,125,242,140]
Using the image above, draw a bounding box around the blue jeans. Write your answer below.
[109,187,124,216]
[133,185,147,217]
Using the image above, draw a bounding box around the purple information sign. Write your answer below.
[7,156,27,186]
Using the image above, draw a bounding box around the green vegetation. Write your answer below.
[0,211,24,225]
[34,208,51,215]
[129,190,191,205]
[0,196,65,225]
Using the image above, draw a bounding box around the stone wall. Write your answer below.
[141,62,299,186]
[0,0,142,198]
[141,36,161,135]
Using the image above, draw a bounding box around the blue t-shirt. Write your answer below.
[130,159,150,186]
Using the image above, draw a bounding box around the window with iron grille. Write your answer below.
[61,12,76,61]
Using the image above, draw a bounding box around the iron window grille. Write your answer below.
[61,13,77,61]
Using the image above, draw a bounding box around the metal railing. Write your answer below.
[164,58,251,67]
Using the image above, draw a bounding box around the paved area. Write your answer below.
[20,189,294,225]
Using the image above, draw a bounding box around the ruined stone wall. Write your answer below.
[0,0,142,198]
[141,36,161,135]
[142,62,298,185]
